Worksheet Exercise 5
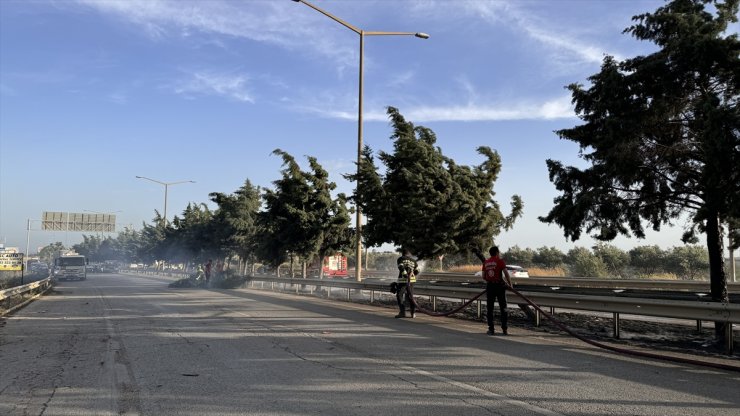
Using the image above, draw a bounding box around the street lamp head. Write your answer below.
[415,32,430,39]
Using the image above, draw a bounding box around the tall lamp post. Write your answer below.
[292,0,429,282]
[135,176,195,227]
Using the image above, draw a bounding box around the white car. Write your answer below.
[474,265,530,278]
[506,265,530,278]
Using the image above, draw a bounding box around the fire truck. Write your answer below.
[310,253,348,278]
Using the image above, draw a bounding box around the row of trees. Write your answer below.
[503,244,711,279]
[55,107,521,277]
[44,235,714,281]
[361,244,713,280]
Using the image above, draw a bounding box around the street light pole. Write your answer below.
[25,218,31,260]
[292,0,428,282]
[135,176,195,227]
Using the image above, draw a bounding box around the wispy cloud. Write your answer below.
[173,71,254,103]
[413,0,616,66]
[291,93,574,122]
[514,18,617,65]
[72,0,581,120]
[107,91,128,104]
[385,70,416,88]
[390,95,575,122]
[74,0,358,70]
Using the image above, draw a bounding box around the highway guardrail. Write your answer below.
[362,270,740,293]
[0,277,52,316]
[245,275,739,354]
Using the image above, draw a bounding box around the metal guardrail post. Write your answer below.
[347,288,351,301]
[726,324,734,355]
[535,309,541,327]
[613,313,621,339]
[476,300,481,318]
[696,320,702,332]
[432,296,437,311]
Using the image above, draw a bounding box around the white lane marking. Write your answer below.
[222,290,565,416]
[396,364,565,416]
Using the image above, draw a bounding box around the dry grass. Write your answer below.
[447,265,482,273]
[526,267,567,277]
[639,272,680,280]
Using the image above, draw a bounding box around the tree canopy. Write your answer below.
[347,107,522,259]
[209,179,261,267]
[256,149,351,275]
[540,0,739,317]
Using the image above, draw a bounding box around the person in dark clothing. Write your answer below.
[395,248,419,318]
[475,246,511,335]
[205,259,213,285]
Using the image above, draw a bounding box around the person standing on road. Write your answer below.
[205,259,213,285]
[477,246,511,335]
[396,248,419,318]
[216,259,224,279]
[194,264,205,285]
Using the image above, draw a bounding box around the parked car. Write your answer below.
[474,265,530,278]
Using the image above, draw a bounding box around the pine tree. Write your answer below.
[540,0,739,339]
[348,107,522,259]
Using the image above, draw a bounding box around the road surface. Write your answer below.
[1,273,738,415]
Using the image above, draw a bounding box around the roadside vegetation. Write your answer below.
[35,106,523,280]
[419,245,712,280]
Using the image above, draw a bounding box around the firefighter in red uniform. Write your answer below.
[480,246,511,335]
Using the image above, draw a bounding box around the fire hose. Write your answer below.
[404,281,740,373]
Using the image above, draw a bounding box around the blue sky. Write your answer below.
[1,0,733,255]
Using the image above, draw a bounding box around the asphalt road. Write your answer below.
[1,273,739,416]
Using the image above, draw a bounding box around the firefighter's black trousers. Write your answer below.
[486,282,508,331]
[396,282,415,315]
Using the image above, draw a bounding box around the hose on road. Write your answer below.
[404,281,740,373]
